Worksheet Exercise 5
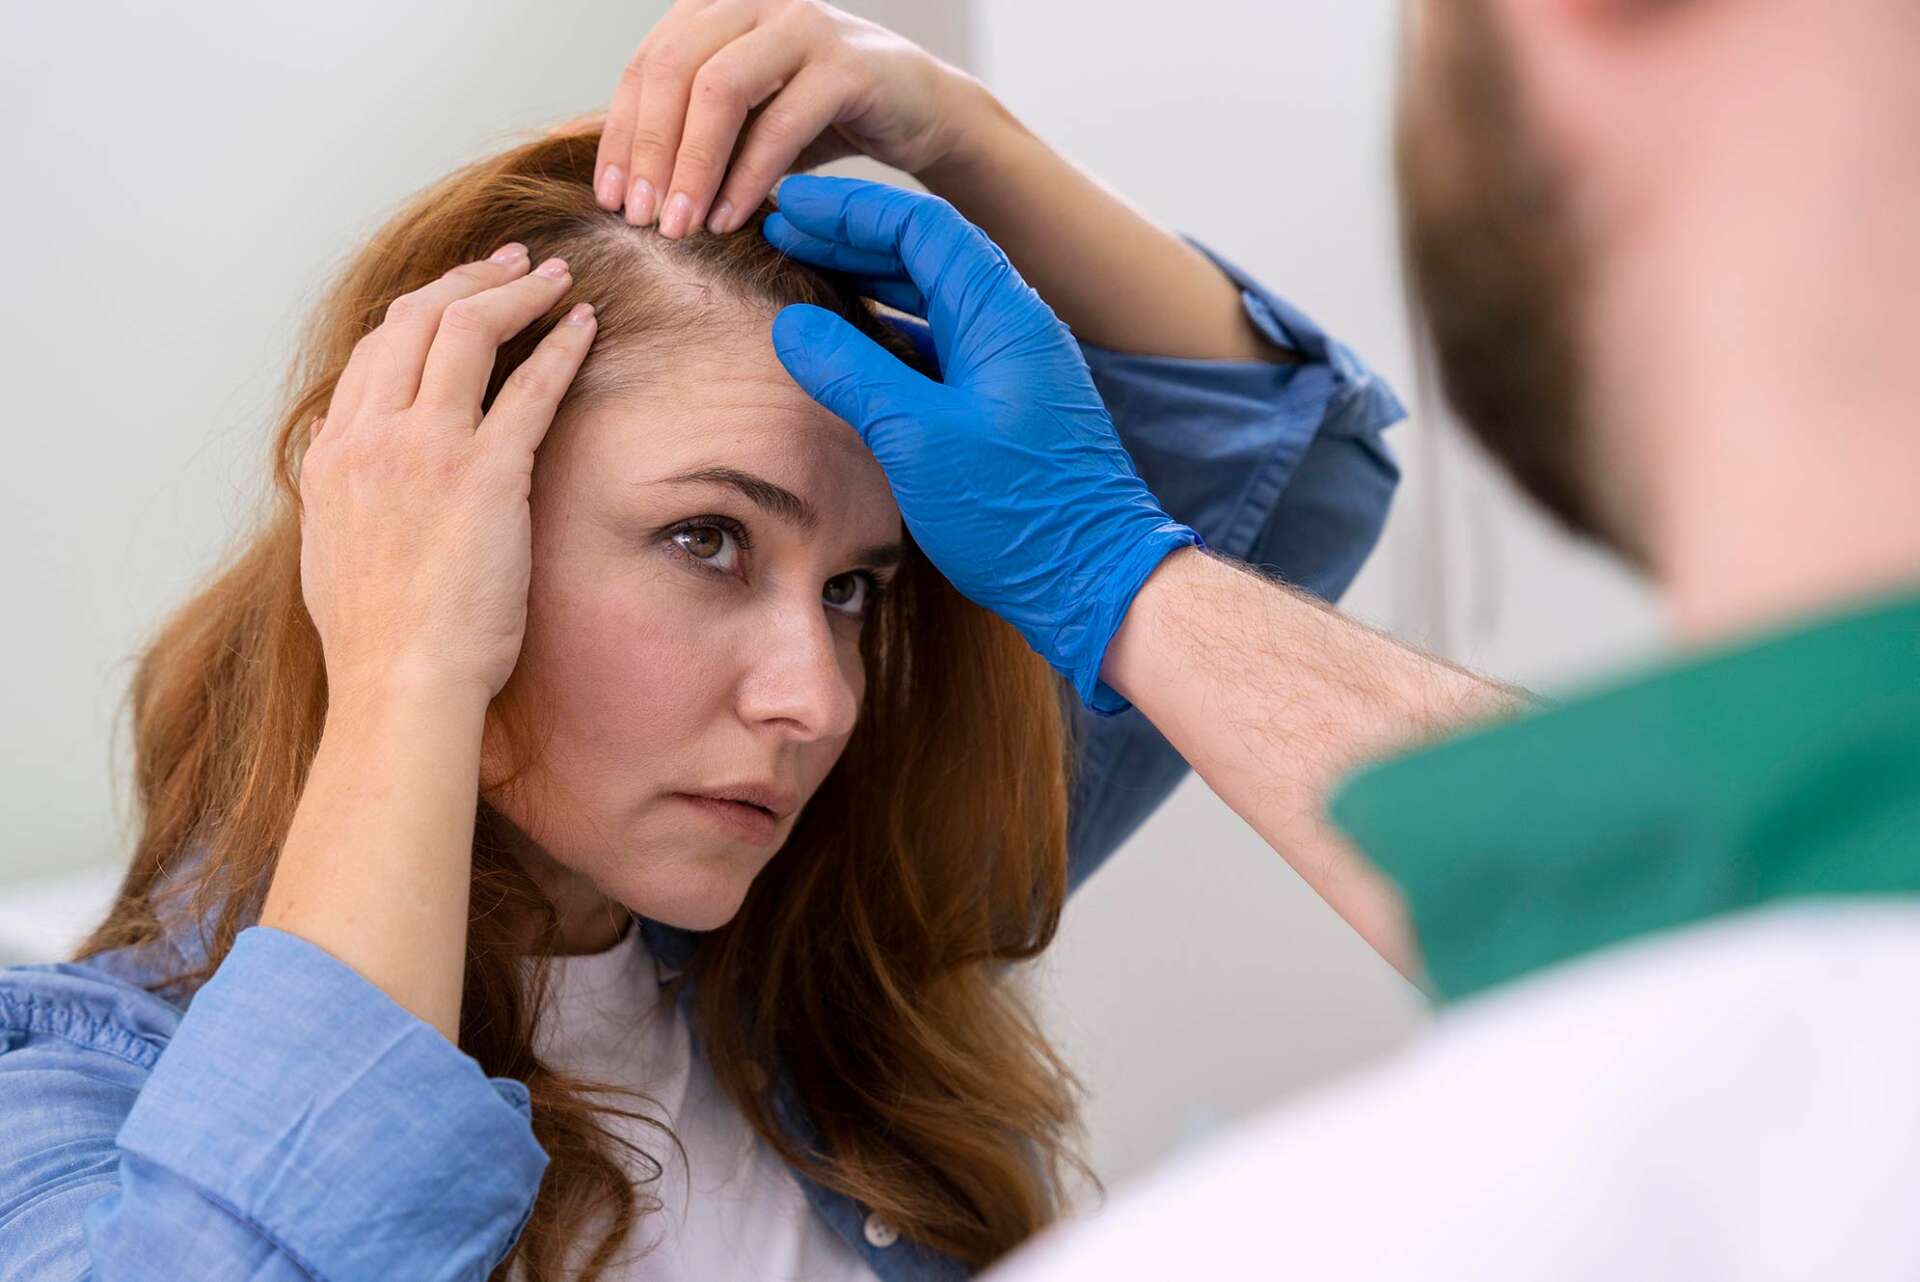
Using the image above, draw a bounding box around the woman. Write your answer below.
[0,5,1404,1280]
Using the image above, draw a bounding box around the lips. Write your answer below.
[673,792,784,843]
[687,783,798,819]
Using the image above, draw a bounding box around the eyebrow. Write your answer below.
[654,465,906,569]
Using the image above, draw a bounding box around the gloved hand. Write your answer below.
[763,175,1203,716]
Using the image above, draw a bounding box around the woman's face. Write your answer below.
[486,316,904,941]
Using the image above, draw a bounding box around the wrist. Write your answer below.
[325,658,493,731]
[918,75,1031,200]
[1096,542,1210,708]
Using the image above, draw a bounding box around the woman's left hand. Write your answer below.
[589,0,987,239]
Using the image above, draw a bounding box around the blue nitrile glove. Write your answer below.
[763,175,1203,716]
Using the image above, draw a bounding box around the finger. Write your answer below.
[875,310,939,373]
[413,257,578,420]
[667,24,808,237]
[763,210,930,327]
[358,243,533,417]
[328,312,392,432]
[704,62,849,234]
[763,212,903,277]
[771,174,988,269]
[769,303,945,460]
[325,334,373,432]
[300,415,330,462]
[624,0,759,228]
[597,50,647,210]
[856,275,927,319]
[772,175,1043,366]
[481,301,599,457]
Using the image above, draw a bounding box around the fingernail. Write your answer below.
[565,302,596,325]
[490,242,528,263]
[627,176,656,226]
[534,256,570,279]
[707,200,735,234]
[661,192,692,239]
[596,164,625,209]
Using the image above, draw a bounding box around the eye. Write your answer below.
[666,517,747,574]
[824,571,889,618]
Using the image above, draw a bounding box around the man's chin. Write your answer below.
[1397,0,1624,558]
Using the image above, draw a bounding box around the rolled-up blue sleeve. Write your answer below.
[0,926,549,1281]
[1064,239,1406,894]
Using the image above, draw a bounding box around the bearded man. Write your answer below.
[767,1,1920,1276]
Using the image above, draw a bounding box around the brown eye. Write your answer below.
[677,526,724,558]
[669,522,742,572]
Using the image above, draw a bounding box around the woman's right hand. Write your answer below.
[298,245,597,705]
[578,0,1270,362]
[591,0,990,237]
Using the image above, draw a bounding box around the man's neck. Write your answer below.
[1591,133,1920,649]
[1656,412,1920,648]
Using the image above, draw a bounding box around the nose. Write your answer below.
[734,599,861,742]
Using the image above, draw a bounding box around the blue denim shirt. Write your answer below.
[0,243,1404,1282]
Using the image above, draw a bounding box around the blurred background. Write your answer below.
[1,0,1661,1196]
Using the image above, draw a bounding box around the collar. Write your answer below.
[1326,587,1920,1003]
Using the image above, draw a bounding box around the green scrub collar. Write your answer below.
[1327,588,1920,1003]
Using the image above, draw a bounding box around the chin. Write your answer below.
[618,855,762,933]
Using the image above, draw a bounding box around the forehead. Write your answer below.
[554,324,895,517]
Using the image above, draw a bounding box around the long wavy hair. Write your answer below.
[71,127,1085,1278]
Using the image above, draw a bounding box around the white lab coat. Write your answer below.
[987,900,1920,1281]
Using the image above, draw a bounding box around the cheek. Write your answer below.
[842,639,868,708]
[827,647,864,721]
[524,558,724,778]
[799,637,866,779]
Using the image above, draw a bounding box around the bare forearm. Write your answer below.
[1101,547,1530,978]
[921,81,1288,364]
[260,668,488,1044]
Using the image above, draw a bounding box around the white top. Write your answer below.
[986,901,1920,1281]
[514,915,879,1282]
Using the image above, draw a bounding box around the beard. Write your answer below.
[1394,1,1647,567]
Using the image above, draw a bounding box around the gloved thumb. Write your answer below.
[771,304,944,458]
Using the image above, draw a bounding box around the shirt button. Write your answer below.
[863,1212,899,1248]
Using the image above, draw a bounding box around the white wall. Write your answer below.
[977,0,1664,1191]
[5,0,1663,1210]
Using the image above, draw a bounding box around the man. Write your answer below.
[763,0,1920,1274]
